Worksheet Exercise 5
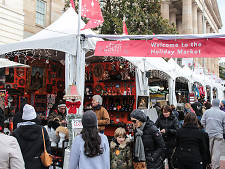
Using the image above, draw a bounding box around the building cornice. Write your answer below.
[205,0,222,29]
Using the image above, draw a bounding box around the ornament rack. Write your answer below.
[0,52,65,116]
[84,61,136,136]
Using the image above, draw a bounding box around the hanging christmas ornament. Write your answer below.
[64,84,82,114]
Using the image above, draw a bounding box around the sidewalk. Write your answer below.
[220,156,225,169]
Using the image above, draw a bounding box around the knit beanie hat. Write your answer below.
[22,104,37,121]
[212,99,220,107]
[58,100,66,108]
[130,109,147,122]
[0,108,4,130]
[221,100,225,106]
[82,110,97,128]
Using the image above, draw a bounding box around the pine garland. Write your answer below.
[66,114,82,148]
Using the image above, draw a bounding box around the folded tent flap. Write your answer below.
[0,58,30,68]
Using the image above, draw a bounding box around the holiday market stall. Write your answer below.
[168,59,191,104]
[92,34,225,106]
[84,57,136,136]
[0,7,100,116]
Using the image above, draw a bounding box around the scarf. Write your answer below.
[92,104,101,111]
[134,122,146,161]
[17,121,36,128]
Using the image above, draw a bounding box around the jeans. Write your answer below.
[209,137,224,169]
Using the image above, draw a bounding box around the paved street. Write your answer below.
[220,142,225,169]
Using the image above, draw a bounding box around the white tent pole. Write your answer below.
[75,0,83,112]
[75,0,82,87]
[77,0,82,38]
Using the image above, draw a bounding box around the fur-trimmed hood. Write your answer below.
[110,138,130,149]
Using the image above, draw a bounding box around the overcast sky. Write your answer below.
[217,0,225,33]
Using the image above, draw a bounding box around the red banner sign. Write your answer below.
[94,38,225,58]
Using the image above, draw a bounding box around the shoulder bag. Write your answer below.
[133,162,147,169]
[40,128,53,167]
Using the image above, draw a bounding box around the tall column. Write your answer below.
[170,8,177,26]
[197,10,203,34]
[182,0,193,34]
[192,2,198,34]
[206,24,211,33]
[161,0,170,21]
[203,17,207,34]
[177,16,182,33]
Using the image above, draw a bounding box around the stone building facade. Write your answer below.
[0,0,24,44]
[0,0,65,44]
[161,0,222,76]
[23,0,65,38]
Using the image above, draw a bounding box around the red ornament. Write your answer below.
[5,91,8,108]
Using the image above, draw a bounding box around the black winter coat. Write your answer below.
[176,125,210,165]
[134,118,165,169]
[12,124,51,169]
[191,102,203,116]
[155,114,179,148]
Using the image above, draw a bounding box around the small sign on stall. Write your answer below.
[71,119,83,139]
[72,119,83,129]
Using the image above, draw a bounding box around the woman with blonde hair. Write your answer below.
[184,103,195,115]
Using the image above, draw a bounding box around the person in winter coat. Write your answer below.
[130,109,165,169]
[170,105,179,119]
[68,110,110,169]
[191,101,203,120]
[12,104,51,169]
[202,101,212,113]
[0,108,25,169]
[154,102,162,117]
[110,127,132,169]
[92,95,110,133]
[155,105,179,169]
[201,99,225,169]
[176,112,210,169]
[220,100,225,112]
[47,100,66,123]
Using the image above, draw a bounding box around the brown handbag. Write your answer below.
[133,162,147,169]
[40,128,53,167]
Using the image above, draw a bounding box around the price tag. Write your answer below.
[72,119,83,129]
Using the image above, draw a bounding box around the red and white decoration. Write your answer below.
[81,0,104,30]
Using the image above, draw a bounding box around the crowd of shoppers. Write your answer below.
[1,94,225,169]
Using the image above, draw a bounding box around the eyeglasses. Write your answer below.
[131,120,137,124]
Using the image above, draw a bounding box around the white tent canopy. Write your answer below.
[124,57,173,76]
[86,33,225,40]
[168,59,191,81]
[0,58,29,68]
[0,7,99,55]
